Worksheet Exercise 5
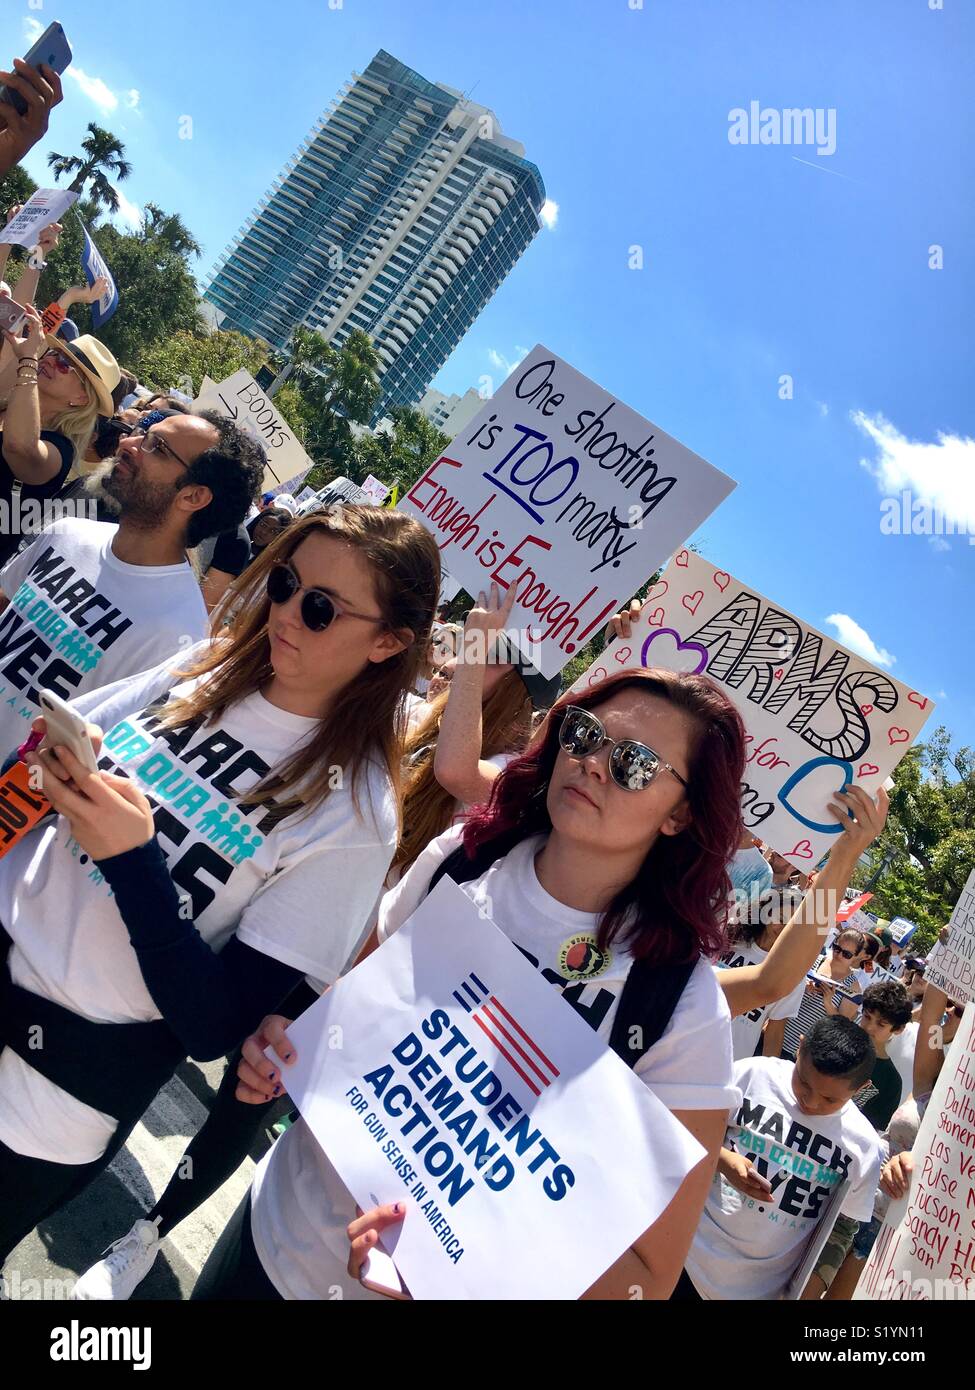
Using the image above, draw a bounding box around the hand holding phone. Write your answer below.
[0,23,72,117]
[0,296,27,336]
[37,689,99,774]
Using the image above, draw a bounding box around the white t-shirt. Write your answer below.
[685,1056,881,1300]
[250,824,739,1299]
[0,518,208,755]
[0,645,398,1165]
[714,939,807,1062]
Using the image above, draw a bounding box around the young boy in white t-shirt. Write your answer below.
[677,1016,882,1300]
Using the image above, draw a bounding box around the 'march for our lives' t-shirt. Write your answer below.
[0,644,398,1166]
[0,517,208,756]
[685,1056,881,1300]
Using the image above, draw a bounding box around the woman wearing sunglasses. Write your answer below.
[0,506,440,1272]
[0,304,119,564]
[778,928,867,1063]
[197,657,884,1300]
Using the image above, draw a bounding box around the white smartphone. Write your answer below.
[37,688,99,774]
[0,298,27,335]
[359,1247,409,1300]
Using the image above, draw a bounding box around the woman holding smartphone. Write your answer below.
[0,506,440,1267]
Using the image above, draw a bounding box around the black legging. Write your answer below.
[147,979,317,1239]
[191,1192,282,1301]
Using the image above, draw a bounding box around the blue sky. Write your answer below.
[4,0,972,750]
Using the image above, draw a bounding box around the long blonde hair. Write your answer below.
[158,506,441,826]
[47,379,100,475]
[392,669,532,874]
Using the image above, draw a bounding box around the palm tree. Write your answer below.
[47,123,132,215]
[140,203,202,259]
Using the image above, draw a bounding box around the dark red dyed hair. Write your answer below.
[462,669,747,966]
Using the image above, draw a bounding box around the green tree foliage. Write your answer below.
[0,162,36,215]
[135,328,272,396]
[351,406,450,495]
[47,123,132,214]
[850,727,975,948]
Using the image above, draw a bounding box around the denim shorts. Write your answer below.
[853,1212,883,1260]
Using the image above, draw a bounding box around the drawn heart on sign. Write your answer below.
[587,667,609,686]
[908,692,929,710]
[646,608,665,627]
[788,840,815,861]
[858,763,880,777]
[646,580,668,602]
[675,550,689,567]
[640,628,709,675]
[614,645,633,665]
[887,727,910,746]
[773,669,784,680]
[681,590,704,617]
[713,571,731,592]
[860,704,874,716]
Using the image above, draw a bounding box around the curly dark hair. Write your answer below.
[182,410,267,547]
[861,979,914,1029]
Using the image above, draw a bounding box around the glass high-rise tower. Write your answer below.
[204,50,545,421]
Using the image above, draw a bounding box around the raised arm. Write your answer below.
[433,581,518,806]
[0,305,70,485]
[718,786,889,1018]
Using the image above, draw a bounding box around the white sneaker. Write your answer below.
[71,1219,161,1300]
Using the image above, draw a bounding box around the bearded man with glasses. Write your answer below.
[0,409,265,758]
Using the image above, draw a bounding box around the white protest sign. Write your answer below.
[439,570,462,605]
[888,916,920,949]
[397,345,736,679]
[925,869,975,1005]
[272,876,704,1301]
[0,188,78,248]
[570,550,934,866]
[295,486,316,503]
[199,375,217,394]
[361,474,390,505]
[193,369,313,491]
[853,1001,975,1300]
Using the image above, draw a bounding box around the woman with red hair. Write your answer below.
[207,615,886,1301]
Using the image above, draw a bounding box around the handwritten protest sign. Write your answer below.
[193,370,313,491]
[361,474,390,505]
[854,1001,975,1300]
[397,345,736,679]
[0,188,77,248]
[837,892,874,924]
[571,551,933,864]
[925,869,975,1005]
[272,876,704,1300]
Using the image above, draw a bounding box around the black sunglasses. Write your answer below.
[832,944,858,960]
[266,563,385,633]
[558,705,689,794]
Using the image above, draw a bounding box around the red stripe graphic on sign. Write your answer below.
[472,1014,541,1097]
[487,995,560,1079]
[479,1003,551,1088]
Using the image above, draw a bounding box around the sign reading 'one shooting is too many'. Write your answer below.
[571,550,933,865]
[397,345,736,679]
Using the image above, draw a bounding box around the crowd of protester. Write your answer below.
[0,41,966,1306]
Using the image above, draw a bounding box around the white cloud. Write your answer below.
[928,535,951,553]
[487,345,530,377]
[22,17,44,42]
[853,409,975,532]
[540,198,559,230]
[109,186,142,230]
[125,89,141,110]
[825,613,896,669]
[816,400,829,418]
[66,65,119,114]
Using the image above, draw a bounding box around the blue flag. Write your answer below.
[81,223,119,329]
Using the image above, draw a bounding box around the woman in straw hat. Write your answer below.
[0,302,120,563]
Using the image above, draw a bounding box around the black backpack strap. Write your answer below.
[609,955,698,1069]
[425,829,524,897]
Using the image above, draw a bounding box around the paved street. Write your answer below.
[4,1058,288,1302]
